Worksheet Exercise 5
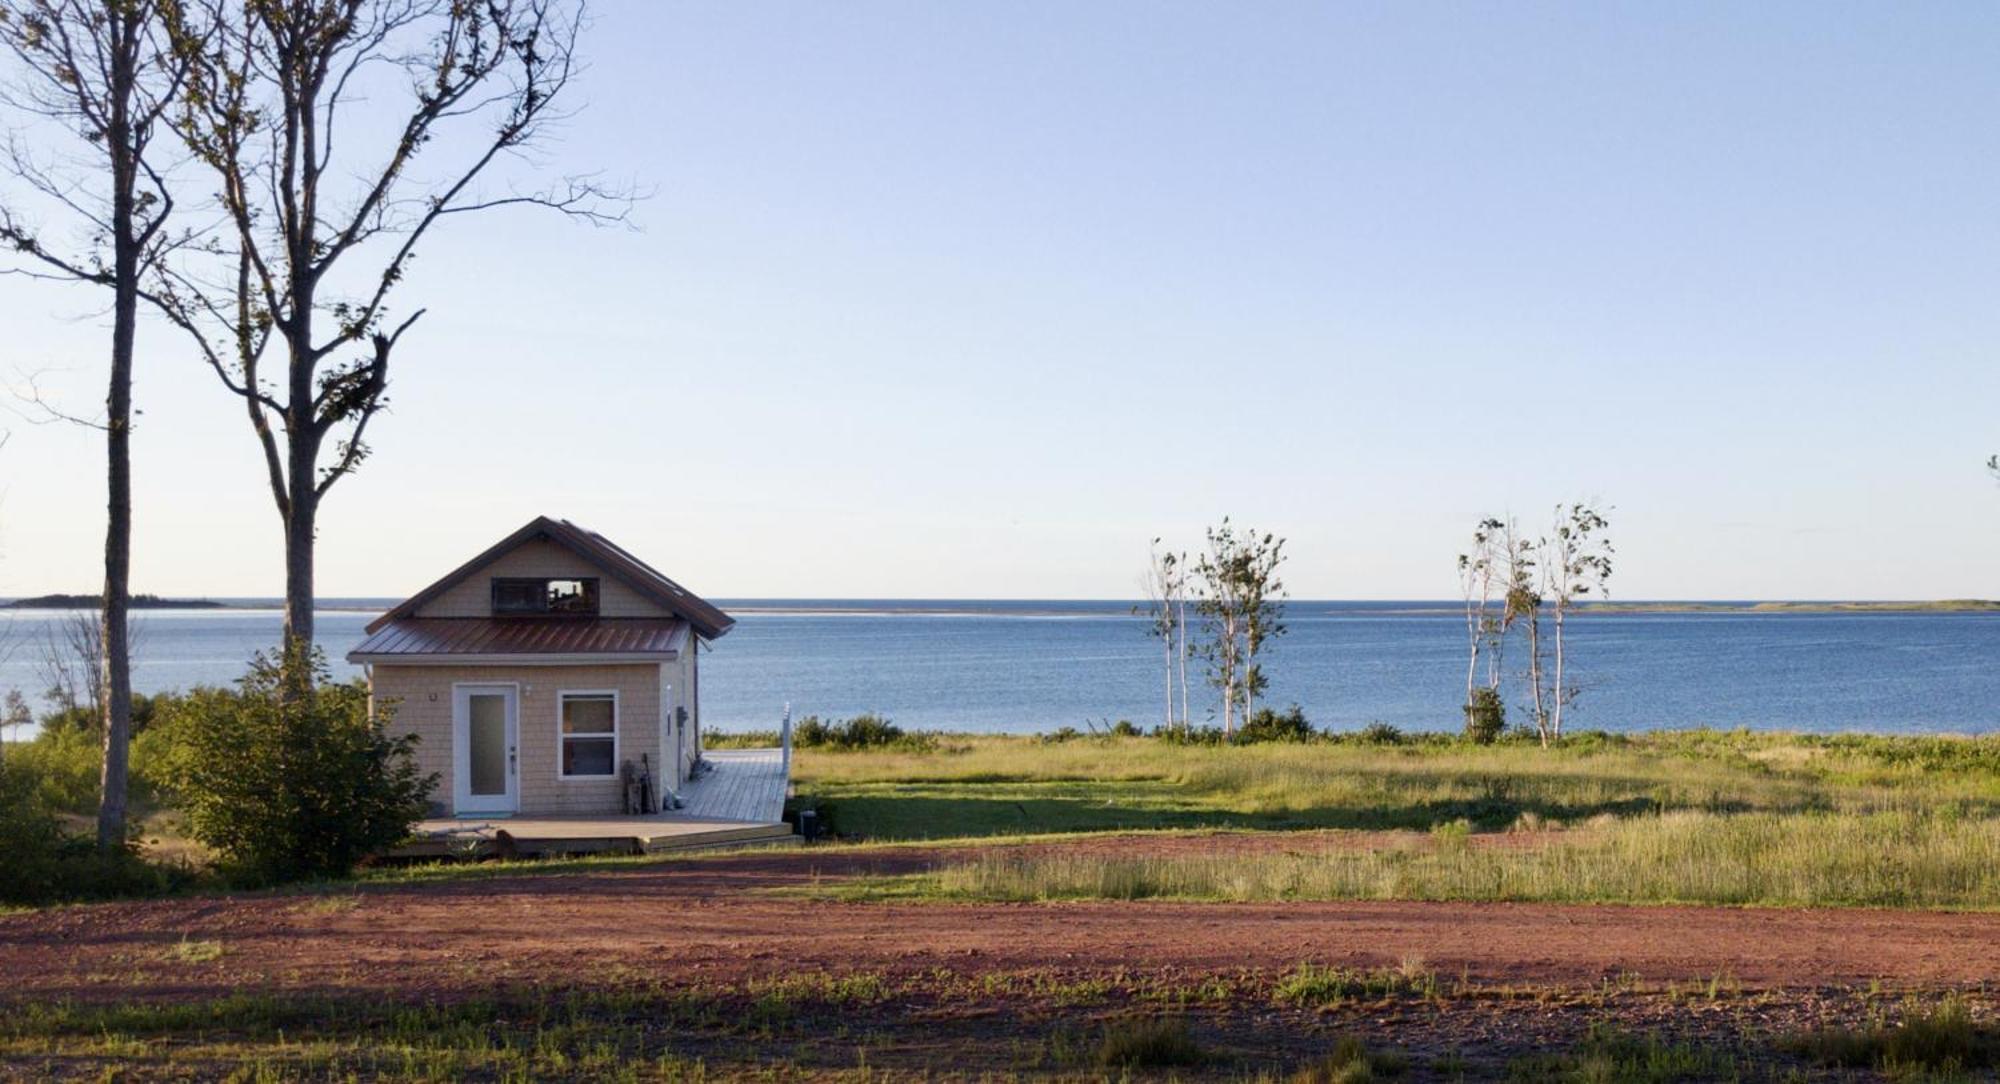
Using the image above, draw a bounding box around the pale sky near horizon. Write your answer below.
[1,2,1997,601]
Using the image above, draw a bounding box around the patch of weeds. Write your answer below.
[1783,996,1998,1074]
[747,970,889,1006]
[164,936,223,964]
[1705,970,1740,1001]
[1031,974,1114,1006]
[1274,964,1438,1007]
[1145,974,1241,1006]
[1290,1034,1408,1082]
[1505,1023,1741,1083]
[1095,1015,1204,1068]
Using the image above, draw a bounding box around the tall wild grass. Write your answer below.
[794,730,2000,838]
[910,809,2000,909]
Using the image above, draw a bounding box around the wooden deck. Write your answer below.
[681,748,789,823]
[394,746,794,858]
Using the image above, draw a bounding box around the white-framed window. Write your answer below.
[557,690,619,779]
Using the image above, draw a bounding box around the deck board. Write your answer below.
[401,746,792,857]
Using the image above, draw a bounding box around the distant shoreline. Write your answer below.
[4,593,227,610]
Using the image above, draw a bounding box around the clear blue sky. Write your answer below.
[3,2,1997,600]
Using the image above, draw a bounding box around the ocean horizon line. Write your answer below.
[4,596,1998,617]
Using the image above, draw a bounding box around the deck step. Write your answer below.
[640,823,797,853]
[387,821,797,861]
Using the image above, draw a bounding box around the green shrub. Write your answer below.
[1154,724,1226,745]
[1463,687,1505,744]
[36,691,174,737]
[702,729,778,749]
[1237,705,1313,744]
[791,713,934,751]
[1094,1016,1204,1068]
[1356,721,1405,745]
[5,725,105,814]
[0,761,63,888]
[7,701,184,817]
[0,761,186,905]
[161,646,435,885]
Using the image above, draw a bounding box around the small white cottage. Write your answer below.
[348,516,734,818]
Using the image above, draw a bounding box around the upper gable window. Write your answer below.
[492,577,600,616]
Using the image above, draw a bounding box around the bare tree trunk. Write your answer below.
[95,33,140,853]
[97,267,135,848]
[283,484,317,649]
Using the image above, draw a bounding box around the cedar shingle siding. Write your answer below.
[374,663,664,816]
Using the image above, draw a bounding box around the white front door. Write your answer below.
[453,684,519,815]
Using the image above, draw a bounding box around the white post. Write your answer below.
[780,701,793,775]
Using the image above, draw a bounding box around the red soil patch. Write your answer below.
[3,832,1994,1003]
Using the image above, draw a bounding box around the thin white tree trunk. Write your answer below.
[1464,609,1480,709]
[1527,613,1548,746]
[1551,604,1566,741]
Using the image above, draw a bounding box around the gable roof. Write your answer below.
[365,516,734,639]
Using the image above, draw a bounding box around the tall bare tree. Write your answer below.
[1542,502,1612,742]
[0,0,184,848]
[1456,517,1503,707]
[36,608,103,715]
[152,0,620,649]
[1195,519,1286,737]
[1457,516,1508,740]
[1139,540,1191,732]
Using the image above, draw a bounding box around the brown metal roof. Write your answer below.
[349,617,692,661]
[365,516,735,640]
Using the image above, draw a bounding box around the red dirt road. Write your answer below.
[4,837,1997,1002]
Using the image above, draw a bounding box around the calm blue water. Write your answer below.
[1,600,1995,736]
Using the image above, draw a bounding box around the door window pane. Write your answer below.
[468,693,507,796]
